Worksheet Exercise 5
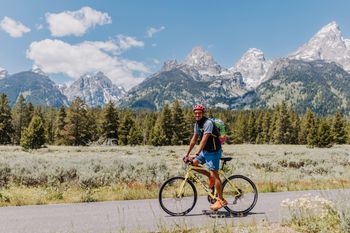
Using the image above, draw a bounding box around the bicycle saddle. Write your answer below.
[220,157,232,162]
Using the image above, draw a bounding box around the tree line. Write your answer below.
[0,93,349,149]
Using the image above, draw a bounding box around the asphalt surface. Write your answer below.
[0,189,349,233]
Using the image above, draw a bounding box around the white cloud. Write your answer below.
[0,16,30,38]
[46,6,112,37]
[146,26,165,38]
[26,38,150,89]
[115,35,144,54]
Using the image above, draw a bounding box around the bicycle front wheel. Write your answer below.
[222,175,258,215]
[159,176,197,216]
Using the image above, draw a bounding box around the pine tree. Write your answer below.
[331,112,347,144]
[55,106,67,145]
[232,111,248,143]
[316,119,332,148]
[149,104,174,146]
[44,107,57,144]
[100,101,119,141]
[63,97,91,146]
[304,110,317,147]
[86,108,98,142]
[161,104,173,145]
[0,94,14,144]
[143,112,157,145]
[12,94,29,144]
[269,105,280,144]
[26,102,34,125]
[288,106,300,144]
[247,111,257,143]
[261,111,271,143]
[273,102,290,144]
[150,114,167,146]
[127,124,143,145]
[20,115,46,150]
[182,108,195,145]
[299,109,317,146]
[255,111,264,144]
[170,101,186,145]
[118,112,134,145]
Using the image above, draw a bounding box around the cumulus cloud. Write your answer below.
[0,16,31,38]
[26,37,149,89]
[46,6,112,37]
[146,26,165,38]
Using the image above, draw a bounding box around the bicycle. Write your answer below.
[159,156,258,216]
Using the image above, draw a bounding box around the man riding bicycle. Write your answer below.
[183,104,228,211]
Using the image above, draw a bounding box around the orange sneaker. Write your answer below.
[210,198,228,211]
[209,177,215,189]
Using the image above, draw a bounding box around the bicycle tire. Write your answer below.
[222,175,258,215]
[159,176,197,216]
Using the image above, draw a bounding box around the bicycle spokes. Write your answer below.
[222,175,258,215]
[159,177,197,216]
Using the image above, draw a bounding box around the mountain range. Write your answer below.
[1,21,350,115]
[121,21,350,115]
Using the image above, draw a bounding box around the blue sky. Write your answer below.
[1,0,350,89]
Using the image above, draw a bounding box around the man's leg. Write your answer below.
[210,170,223,199]
[210,169,227,210]
[192,159,211,178]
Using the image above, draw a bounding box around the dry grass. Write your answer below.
[0,144,349,206]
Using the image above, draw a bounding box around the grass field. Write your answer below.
[0,144,349,206]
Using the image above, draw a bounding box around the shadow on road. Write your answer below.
[163,211,265,219]
[203,210,266,219]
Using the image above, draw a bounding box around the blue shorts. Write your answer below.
[195,149,222,171]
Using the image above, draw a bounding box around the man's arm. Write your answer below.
[194,133,210,155]
[185,134,198,157]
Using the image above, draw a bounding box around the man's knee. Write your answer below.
[192,159,200,166]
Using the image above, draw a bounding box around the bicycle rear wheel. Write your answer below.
[159,176,197,216]
[222,175,258,215]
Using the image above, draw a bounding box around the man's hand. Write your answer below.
[183,154,197,164]
[182,155,191,164]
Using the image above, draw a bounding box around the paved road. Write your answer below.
[0,189,349,233]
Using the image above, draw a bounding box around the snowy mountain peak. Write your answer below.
[289,21,350,71]
[237,48,266,63]
[231,48,272,89]
[64,71,125,107]
[317,21,340,35]
[182,46,221,75]
[81,71,106,81]
[31,65,47,76]
[161,59,178,71]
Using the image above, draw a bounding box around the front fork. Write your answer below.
[176,171,190,198]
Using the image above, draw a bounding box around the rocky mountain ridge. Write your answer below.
[1,21,350,115]
[63,72,126,107]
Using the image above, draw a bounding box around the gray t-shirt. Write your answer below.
[194,119,213,135]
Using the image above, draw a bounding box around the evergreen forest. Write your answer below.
[1,93,349,149]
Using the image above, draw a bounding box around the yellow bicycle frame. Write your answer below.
[177,164,242,200]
